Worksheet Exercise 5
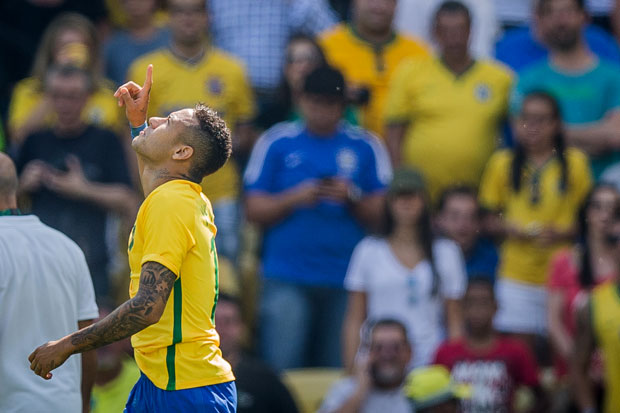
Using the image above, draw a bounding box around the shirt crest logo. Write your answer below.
[474,83,491,103]
[207,77,223,95]
[337,148,358,176]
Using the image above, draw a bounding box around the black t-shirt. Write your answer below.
[235,355,299,413]
[16,125,132,270]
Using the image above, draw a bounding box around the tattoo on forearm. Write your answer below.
[69,262,176,353]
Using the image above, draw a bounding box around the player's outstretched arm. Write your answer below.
[28,261,176,380]
[114,64,153,128]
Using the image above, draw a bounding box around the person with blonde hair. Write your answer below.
[8,12,122,146]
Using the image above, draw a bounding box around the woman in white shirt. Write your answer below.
[342,168,467,371]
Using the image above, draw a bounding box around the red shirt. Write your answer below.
[548,248,614,376]
[433,337,539,413]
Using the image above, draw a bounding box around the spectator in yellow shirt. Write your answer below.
[479,91,591,359]
[385,1,512,202]
[320,0,429,138]
[8,13,123,146]
[127,0,255,260]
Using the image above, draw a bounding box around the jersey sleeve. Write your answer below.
[343,238,372,292]
[435,240,467,300]
[358,132,392,193]
[140,193,197,276]
[479,152,509,211]
[73,245,99,321]
[384,59,415,124]
[8,78,40,132]
[243,131,282,193]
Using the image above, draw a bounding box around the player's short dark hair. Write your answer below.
[537,0,585,14]
[434,1,471,26]
[466,276,495,299]
[183,103,232,183]
[44,64,94,92]
[437,185,479,213]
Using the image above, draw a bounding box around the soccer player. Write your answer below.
[28,65,237,411]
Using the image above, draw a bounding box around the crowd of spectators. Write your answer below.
[2,0,620,412]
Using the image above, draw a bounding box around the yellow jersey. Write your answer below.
[8,77,123,133]
[320,24,429,137]
[91,357,141,413]
[385,57,513,201]
[591,282,620,413]
[479,149,591,285]
[128,48,256,203]
[127,179,234,390]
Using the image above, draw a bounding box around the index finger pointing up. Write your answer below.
[143,64,153,94]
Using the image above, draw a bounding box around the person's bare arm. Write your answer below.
[547,290,573,361]
[385,123,407,167]
[342,291,367,374]
[444,298,464,340]
[350,193,385,233]
[78,319,96,413]
[29,261,176,379]
[571,299,596,410]
[565,111,620,155]
[245,182,320,227]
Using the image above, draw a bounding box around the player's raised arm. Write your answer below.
[114,64,153,128]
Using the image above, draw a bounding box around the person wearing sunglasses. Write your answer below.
[573,206,620,413]
[479,90,592,362]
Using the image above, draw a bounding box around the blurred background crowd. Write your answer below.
[2,0,620,412]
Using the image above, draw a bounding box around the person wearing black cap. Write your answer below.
[244,65,392,370]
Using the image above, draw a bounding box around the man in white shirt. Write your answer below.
[0,152,99,413]
[319,319,412,413]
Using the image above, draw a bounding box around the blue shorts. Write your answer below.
[124,373,236,412]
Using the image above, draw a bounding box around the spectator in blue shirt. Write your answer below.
[104,0,170,85]
[244,66,391,370]
[496,24,620,73]
[511,0,620,179]
[436,186,498,283]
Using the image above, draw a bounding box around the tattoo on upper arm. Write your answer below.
[69,262,176,353]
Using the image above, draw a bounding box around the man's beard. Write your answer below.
[547,28,580,52]
[370,363,405,389]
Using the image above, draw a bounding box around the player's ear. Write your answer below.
[172,144,194,161]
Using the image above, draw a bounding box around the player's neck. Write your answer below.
[140,165,194,197]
